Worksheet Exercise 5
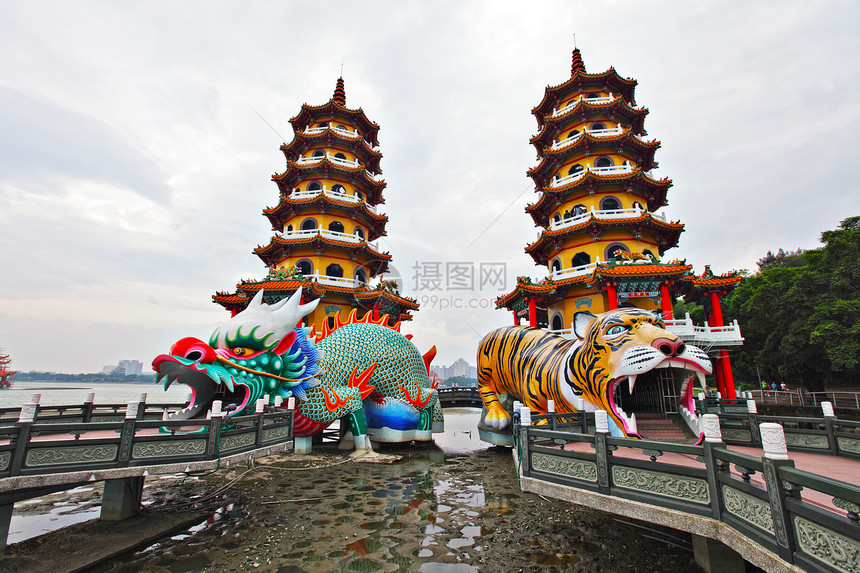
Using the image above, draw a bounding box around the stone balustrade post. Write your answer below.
[747,399,760,445]
[820,401,839,455]
[273,396,283,408]
[547,400,556,430]
[83,392,96,422]
[137,393,147,419]
[116,402,138,466]
[206,406,224,457]
[701,414,724,520]
[594,410,611,495]
[759,422,798,561]
[10,404,37,476]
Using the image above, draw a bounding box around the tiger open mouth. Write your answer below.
[152,355,250,421]
[601,343,712,438]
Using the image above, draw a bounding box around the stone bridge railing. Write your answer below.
[516,412,860,573]
[437,387,483,407]
[0,399,294,480]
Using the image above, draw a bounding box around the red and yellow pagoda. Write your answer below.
[214,78,418,330]
[497,48,743,398]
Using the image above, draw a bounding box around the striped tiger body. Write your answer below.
[477,308,713,438]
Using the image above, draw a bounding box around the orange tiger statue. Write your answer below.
[476,308,712,445]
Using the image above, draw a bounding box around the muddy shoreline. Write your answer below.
[6,443,701,572]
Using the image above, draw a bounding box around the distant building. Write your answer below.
[103,360,144,376]
[430,359,477,382]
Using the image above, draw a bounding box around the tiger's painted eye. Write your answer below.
[605,325,628,338]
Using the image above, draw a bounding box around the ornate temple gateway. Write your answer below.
[495,48,743,403]
[214,78,418,330]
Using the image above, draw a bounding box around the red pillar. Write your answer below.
[373,303,380,321]
[513,310,520,326]
[708,291,725,326]
[527,298,537,327]
[713,357,726,397]
[231,308,240,317]
[606,284,618,310]
[720,349,736,399]
[660,283,674,320]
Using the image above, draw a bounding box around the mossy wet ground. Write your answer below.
[87,444,700,572]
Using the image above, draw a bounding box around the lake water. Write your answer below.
[0,381,191,409]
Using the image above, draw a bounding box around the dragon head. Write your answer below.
[152,289,322,420]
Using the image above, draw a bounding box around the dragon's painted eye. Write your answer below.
[605,325,629,338]
[231,347,251,357]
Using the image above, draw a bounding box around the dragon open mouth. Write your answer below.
[152,355,250,421]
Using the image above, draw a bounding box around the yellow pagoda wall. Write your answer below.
[557,153,635,177]
[283,212,368,237]
[549,232,660,268]
[275,250,375,280]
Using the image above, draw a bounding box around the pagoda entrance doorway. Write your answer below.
[615,369,680,417]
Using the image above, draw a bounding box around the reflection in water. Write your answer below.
[96,407,691,571]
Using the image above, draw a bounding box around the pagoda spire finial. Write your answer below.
[333,76,346,106]
[571,43,585,76]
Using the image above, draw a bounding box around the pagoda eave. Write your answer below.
[532,69,639,126]
[281,132,382,173]
[289,101,380,147]
[253,235,392,268]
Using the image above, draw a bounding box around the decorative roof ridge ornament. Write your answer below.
[333,77,346,107]
[571,47,586,75]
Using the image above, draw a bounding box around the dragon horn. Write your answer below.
[247,289,265,309]
[272,288,320,326]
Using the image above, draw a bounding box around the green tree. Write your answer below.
[725,217,860,391]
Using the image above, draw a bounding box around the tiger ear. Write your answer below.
[573,311,597,340]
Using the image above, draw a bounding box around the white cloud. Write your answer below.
[0,1,858,372]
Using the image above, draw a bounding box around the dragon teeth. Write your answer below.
[628,375,636,395]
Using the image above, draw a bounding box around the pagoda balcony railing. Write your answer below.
[277,227,364,244]
[550,125,624,150]
[548,207,665,231]
[302,125,360,138]
[547,317,743,347]
[305,273,365,288]
[549,163,634,188]
[549,261,599,281]
[295,152,363,169]
[289,187,377,213]
[550,94,616,117]
[663,313,744,348]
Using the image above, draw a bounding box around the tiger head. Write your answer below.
[565,308,712,438]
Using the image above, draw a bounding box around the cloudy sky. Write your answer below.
[1,1,858,374]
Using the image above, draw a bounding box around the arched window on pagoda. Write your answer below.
[595,156,614,169]
[296,259,313,275]
[600,196,621,210]
[552,213,561,224]
[354,190,363,201]
[551,314,563,331]
[591,122,606,131]
[328,221,345,233]
[327,316,336,329]
[301,218,318,231]
[632,201,644,211]
[572,252,591,267]
[605,243,630,261]
[317,122,329,128]
[567,129,580,139]
[286,224,293,232]
[307,181,322,191]
[326,264,344,278]
[355,268,367,283]
[312,149,325,158]
[334,152,347,160]
[551,259,561,273]
[354,227,365,240]
[336,124,346,131]
[568,164,584,176]
[585,92,602,99]
[572,204,587,216]
[332,184,346,194]
[643,249,654,258]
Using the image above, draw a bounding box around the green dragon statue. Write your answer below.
[152,289,442,453]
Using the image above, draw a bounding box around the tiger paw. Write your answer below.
[483,403,511,430]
